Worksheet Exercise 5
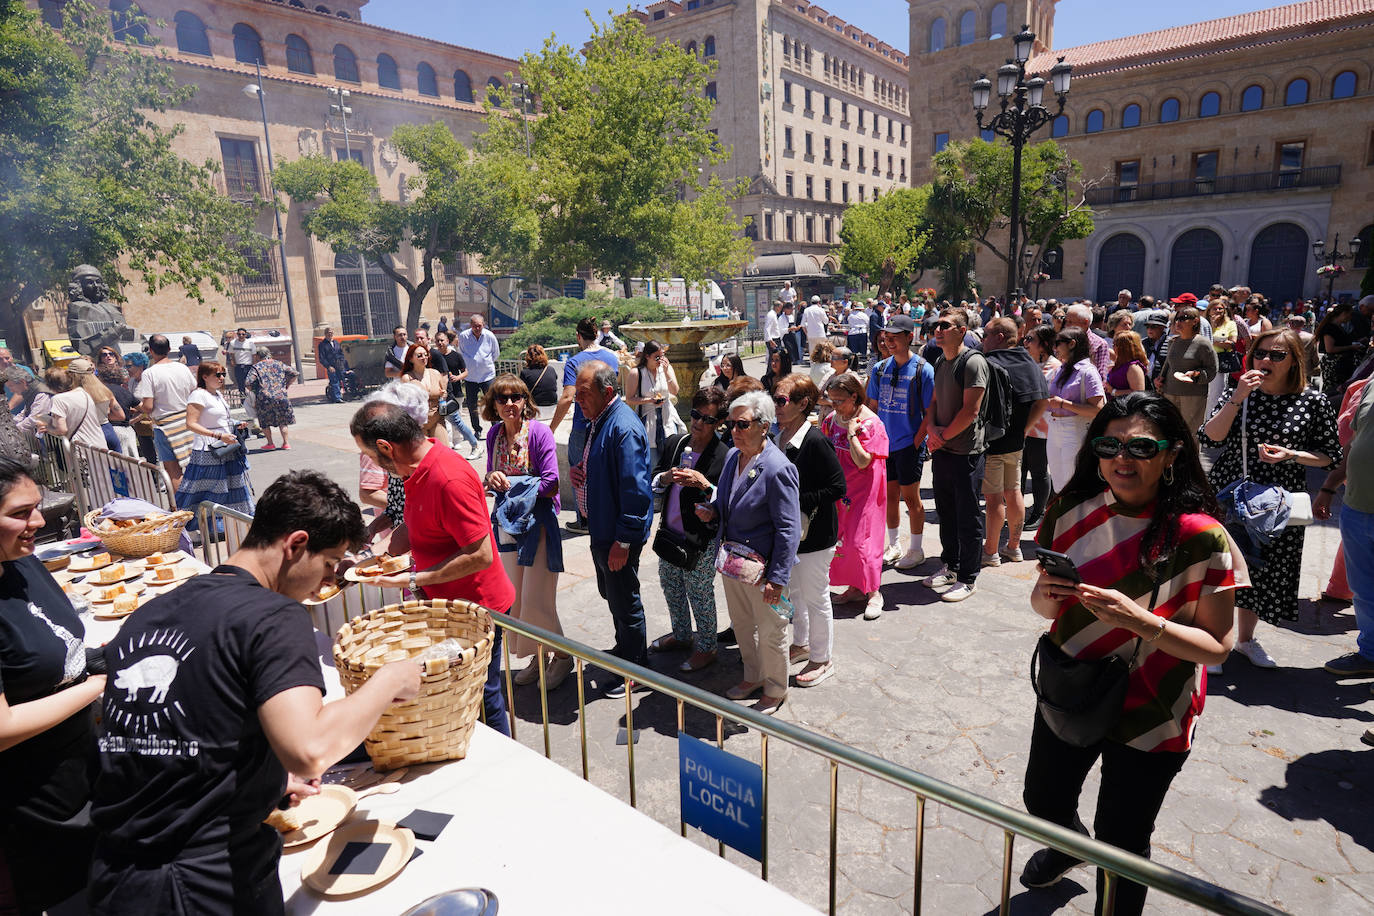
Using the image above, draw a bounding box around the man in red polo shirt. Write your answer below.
[350,401,515,735]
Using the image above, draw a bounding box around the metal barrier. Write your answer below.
[24,430,73,494]
[70,442,175,517]
[268,549,1279,916]
[194,502,254,567]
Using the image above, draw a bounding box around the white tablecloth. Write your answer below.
[279,726,818,915]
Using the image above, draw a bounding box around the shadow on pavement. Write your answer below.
[1207,664,1374,722]
[980,879,1090,916]
[1257,747,1374,854]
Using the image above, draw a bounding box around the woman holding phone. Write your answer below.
[1022,392,1238,916]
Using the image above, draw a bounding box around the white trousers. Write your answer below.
[790,546,836,664]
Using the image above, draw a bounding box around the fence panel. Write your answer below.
[71,442,174,517]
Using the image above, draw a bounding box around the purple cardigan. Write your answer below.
[486,418,561,513]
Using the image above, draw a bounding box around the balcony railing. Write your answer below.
[1086,164,1341,206]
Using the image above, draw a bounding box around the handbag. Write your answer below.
[715,540,766,585]
[1217,399,1312,542]
[208,437,243,462]
[1029,577,1161,747]
[1217,349,1243,375]
[652,525,702,571]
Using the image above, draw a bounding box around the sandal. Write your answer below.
[679,650,717,672]
[650,634,691,653]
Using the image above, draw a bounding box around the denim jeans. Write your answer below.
[325,366,343,402]
[931,450,986,584]
[448,412,479,449]
[1340,505,1374,659]
[485,626,511,737]
[591,541,648,666]
[464,379,492,435]
[567,423,588,526]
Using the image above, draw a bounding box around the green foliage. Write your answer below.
[835,187,932,294]
[0,0,266,359]
[929,138,1095,294]
[481,12,753,296]
[500,296,669,357]
[275,121,539,332]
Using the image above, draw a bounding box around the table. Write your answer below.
[279,726,818,915]
[66,549,212,647]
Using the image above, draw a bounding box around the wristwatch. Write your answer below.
[616,541,631,551]
[408,570,419,593]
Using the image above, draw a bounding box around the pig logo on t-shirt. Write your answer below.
[113,654,180,704]
[102,627,197,746]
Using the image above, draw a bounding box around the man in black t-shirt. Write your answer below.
[979,318,1048,565]
[89,472,420,916]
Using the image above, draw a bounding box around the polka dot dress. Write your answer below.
[1200,388,1341,623]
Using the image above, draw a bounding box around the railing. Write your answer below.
[24,430,73,494]
[257,538,1279,916]
[70,442,174,517]
[194,502,254,567]
[1086,164,1341,206]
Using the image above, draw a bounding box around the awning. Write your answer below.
[737,253,826,282]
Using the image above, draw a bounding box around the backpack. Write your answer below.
[938,349,1012,444]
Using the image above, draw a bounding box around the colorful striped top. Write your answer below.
[1035,488,1238,753]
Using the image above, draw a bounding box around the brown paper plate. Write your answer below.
[143,565,200,587]
[69,554,116,573]
[300,820,415,897]
[304,582,346,606]
[88,582,146,604]
[140,551,187,567]
[281,785,358,849]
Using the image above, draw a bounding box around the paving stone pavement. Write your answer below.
[247,378,1372,915]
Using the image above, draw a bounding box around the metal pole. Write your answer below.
[332,88,373,332]
[1006,97,1025,307]
[253,62,304,376]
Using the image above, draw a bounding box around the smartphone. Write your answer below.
[1034,547,1081,585]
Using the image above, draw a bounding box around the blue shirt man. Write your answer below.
[456,314,500,436]
[551,316,621,531]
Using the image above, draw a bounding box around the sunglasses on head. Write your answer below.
[690,409,722,424]
[1251,348,1288,362]
[1090,436,1172,460]
[495,392,525,404]
[727,418,760,432]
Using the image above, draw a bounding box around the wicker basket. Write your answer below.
[333,599,494,772]
[84,510,193,558]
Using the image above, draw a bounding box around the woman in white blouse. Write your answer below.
[176,361,253,524]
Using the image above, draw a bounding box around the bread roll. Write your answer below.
[99,563,126,583]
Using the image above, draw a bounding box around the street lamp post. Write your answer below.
[970,27,1071,306]
[327,86,375,329]
[1312,233,1363,304]
[243,62,304,375]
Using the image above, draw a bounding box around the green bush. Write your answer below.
[501,296,673,357]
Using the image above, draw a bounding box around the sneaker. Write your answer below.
[1236,638,1278,669]
[605,679,633,699]
[1363,729,1374,748]
[941,582,977,602]
[895,545,925,569]
[922,566,956,589]
[1023,517,1041,531]
[545,655,574,689]
[1019,848,1083,889]
[1000,546,1024,563]
[882,542,904,565]
[1323,652,1374,676]
[468,442,485,460]
[565,518,589,533]
[796,661,835,687]
[863,592,883,620]
[980,551,1001,568]
[1206,662,1224,676]
[789,644,810,665]
[514,658,543,686]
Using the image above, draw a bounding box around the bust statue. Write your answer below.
[66,265,128,359]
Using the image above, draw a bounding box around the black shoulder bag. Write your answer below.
[1029,575,1162,748]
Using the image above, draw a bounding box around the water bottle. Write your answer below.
[678,446,694,469]
[769,592,794,622]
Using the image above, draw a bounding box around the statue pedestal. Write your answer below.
[617,320,746,417]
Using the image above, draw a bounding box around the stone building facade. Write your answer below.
[26,0,521,359]
[905,0,1374,305]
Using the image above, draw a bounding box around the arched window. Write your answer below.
[1160,97,1180,122]
[1050,114,1068,138]
[1121,104,1140,128]
[487,77,504,107]
[110,0,148,44]
[705,82,717,101]
[958,10,976,45]
[1285,78,1308,105]
[376,54,399,90]
[1333,70,1357,99]
[417,62,438,97]
[453,70,473,102]
[684,40,697,55]
[988,3,1007,40]
[173,11,210,56]
[704,35,715,56]
[232,24,263,65]
[314,4,330,12]
[1198,91,1220,117]
[1084,109,1104,133]
[1240,84,1263,111]
[333,44,359,83]
[929,18,946,52]
[285,34,314,74]
[336,9,350,18]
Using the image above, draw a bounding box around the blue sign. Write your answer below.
[678,733,763,860]
[562,278,587,299]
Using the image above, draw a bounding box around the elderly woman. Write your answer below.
[7,370,51,438]
[400,343,452,448]
[822,371,889,620]
[176,361,253,527]
[774,374,846,686]
[649,386,729,672]
[627,339,683,471]
[481,374,570,689]
[1158,306,1217,436]
[244,346,298,450]
[695,390,800,715]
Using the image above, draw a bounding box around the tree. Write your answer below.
[0,0,266,360]
[274,121,538,332]
[499,293,670,358]
[481,12,753,297]
[835,187,932,295]
[928,138,1096,297]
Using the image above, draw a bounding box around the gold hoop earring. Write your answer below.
[1163,465,1175,484]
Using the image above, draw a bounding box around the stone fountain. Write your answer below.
[617,319,747,419]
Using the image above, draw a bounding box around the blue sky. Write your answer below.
[364,1,1285,61]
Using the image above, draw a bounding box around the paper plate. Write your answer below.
[92,598,146,620]
[83,563,147,587]
[69,554,116,573]
[304,581,346,606]
[344,554,411,584]
[300,820,415,897]
[281,784,358,849]
[89,581,146,604]
[1172,371,1194,383]
[140,552,187,568]
[142,565,200,587]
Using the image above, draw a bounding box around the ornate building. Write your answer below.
[26,0,521,355]
[906,0,1374,304]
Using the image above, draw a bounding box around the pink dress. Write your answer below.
[822,413,888,592]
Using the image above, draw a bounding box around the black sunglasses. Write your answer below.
[933,321,954,331]
[1251,348,1289,363]
[773,395,801,408]
[727,418,761,432]
[690,409,722,424]
[495,392,526,404]
[1090,436,1172,460]
[213,372,227,378]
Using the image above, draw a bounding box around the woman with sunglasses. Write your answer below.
[1200,328,1341,669]
[821,372,888,620]
[175,361,253,527]
[481,375,571,688]
[400,343,451,449]
[774,375,846,685]
[1315,302,1363,403]
[1045,327,1106,494]
[648,387,729,672]
[1022,393,1238,914]
[695,391,801,715]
